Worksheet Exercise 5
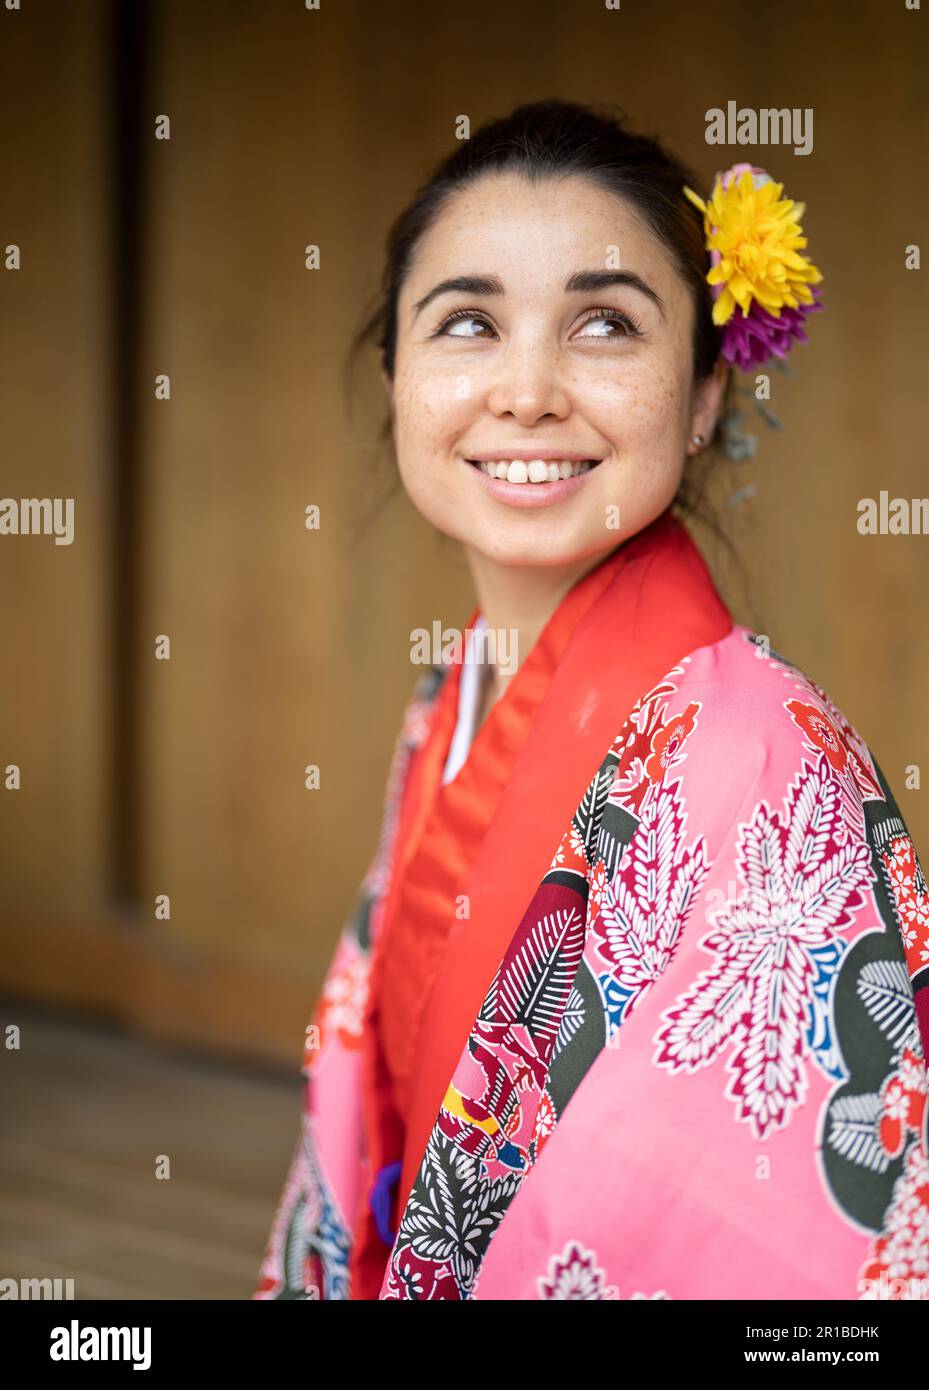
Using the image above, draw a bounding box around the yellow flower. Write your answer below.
[684,168,822,326]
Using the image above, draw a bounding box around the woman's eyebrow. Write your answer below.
[412,274,504,318]
[412,269,665,319]
[565,269,666,318]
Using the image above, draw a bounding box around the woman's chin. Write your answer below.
[458,524,622,572]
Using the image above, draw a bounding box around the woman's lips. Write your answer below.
[464,457,603,509]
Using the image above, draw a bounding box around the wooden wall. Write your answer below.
[1,0,926,1067]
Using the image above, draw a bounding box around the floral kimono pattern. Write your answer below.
[254,629,928,1302]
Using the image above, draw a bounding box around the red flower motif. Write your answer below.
[311,949,369,1055]
[857,1145,929,1300]
[786,699,848,771]
[607,680,688,814]
[587,858,609,924]
[550,822,589,876]
[644,701,700,782]
[879,1076,911,1159]
[881,837,929,987]
[899,1049,928,1133]
[532,1091,556,1158]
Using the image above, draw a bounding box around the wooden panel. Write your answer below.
[0,0,111,915]
[0,913,321,1067]
[131,0,470,978]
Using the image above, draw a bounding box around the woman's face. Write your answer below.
[386,170,727,570]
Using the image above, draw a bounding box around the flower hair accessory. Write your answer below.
[684,163,824,465]
[684,163,823,370]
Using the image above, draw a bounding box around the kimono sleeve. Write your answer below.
[251,887,374,1301]
[647,669,929,1299]
[811,745,929,1300]
[251,668,444,1300]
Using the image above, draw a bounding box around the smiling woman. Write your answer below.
[254,101,929,1302]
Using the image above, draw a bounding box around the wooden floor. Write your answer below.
[0,999,304,1299]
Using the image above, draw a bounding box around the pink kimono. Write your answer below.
[253,511,929,1301]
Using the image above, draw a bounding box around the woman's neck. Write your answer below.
[464,546,608,729]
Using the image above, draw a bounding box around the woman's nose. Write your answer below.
[485,338,571,425]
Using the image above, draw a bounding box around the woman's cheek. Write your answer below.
[395,368,474,455]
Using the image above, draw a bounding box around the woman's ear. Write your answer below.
[689,355,730,450]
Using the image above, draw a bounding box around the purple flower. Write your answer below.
[721,293,824,371]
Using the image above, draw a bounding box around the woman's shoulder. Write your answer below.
[681,621,849,714]
[684,624,882,764]
[652,623,896,825]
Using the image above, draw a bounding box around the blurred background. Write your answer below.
[1,0,926,1298]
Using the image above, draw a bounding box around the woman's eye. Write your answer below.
[576,310,643,339]
[436,312,494,338]
[432,307,643,341]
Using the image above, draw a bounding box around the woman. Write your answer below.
[254,101,928,1301]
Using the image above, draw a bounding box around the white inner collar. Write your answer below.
[441,616,492,785]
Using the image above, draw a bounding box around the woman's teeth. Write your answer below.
[473,459,597,484]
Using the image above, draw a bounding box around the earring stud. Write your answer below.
[691,433,705,448]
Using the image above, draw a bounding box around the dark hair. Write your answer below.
[347,99,733,529]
